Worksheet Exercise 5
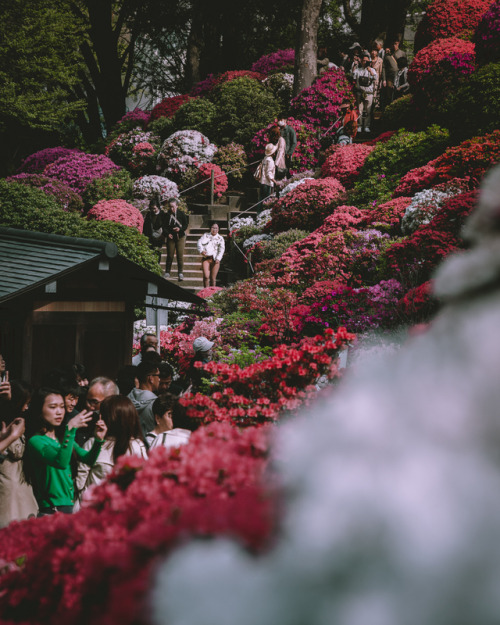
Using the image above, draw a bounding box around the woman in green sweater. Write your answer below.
[25,388,107,516]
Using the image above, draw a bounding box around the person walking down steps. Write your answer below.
[163,197,189,282]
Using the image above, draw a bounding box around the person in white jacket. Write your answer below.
[197,222,225,288]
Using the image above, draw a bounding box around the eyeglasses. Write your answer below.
[87,398,101,408]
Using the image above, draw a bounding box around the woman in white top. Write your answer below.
[257,143,277,209]
[197,222,225,288]
[145,394,191,452]
[75,395,147,508]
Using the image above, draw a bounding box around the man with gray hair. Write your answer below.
[76,376,119,445]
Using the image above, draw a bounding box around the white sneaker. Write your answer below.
[364,127,371,133]
[163,272,170,279]
[178,273,184,281]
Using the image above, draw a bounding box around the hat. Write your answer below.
[193,336,214,353]
[362,51,370,59]
[265,143,277,156]
[349,42,361,50]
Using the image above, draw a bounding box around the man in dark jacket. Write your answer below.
[278,117,297,175]
[163,197,189,282]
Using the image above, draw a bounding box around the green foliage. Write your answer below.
[439,62,500,141]
[82,169,134,207]
[147,117,175,142]
[351,125,451,207]
[263,72,294,110]
[381,95,417,130]
[215,341,273,367]
[0,0,85,131]
[210,77,281,146]
[0,181,160,273]
[171,98,216,137]
[212,143,248,184]
[258,229,309,260]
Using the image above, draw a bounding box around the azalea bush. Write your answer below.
[408,37,476,108]
[212,70,265,89]
[397,280,439,323]
[5,173,83,212]
[290,68,353,132]
[263,72,294,110]
[268,178,346,234]
[192,163,228,201]
[0,181,160,273]
[181,328,354,426]
[251,49,295,74]
[250,118,321,172]
[157,130,218,180]
[211,77,281,146]
[351,125,450,206]
[393,164,439,198]
[87,199,144,232]
[414,0,493,51]
[44,153,120,193]
[82,169,134,206]
[190,73,218,97]
[321,144,375,188]
[0,423,275,625]
[254,229,309,261]
[381,94,416,131]
[17,147,81,174]
[212,142,248,184]
[345,228,393,286]
[363,196,412,234]
[150,94,193,121]
[105,128,161,171]
[170,97,216,137]
[132,175,179,207]
[116,107,150,131]
[474,0,500,64]
[440,62,500,141]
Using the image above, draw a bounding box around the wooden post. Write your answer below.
[210,170,215,206]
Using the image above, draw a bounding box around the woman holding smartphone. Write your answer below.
[25,388,107,516]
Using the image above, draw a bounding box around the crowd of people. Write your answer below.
[0,336,214,527]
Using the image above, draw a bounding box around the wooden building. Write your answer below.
[0,227,203,385]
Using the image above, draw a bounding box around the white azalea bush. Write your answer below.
[132,175,179,204]
[157,130,218,180]
[243,233,273,250]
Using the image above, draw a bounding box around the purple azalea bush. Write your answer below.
[17,147,81,174]
[44,153,120,193]
[5,173,84,212]
[251,49,295,74]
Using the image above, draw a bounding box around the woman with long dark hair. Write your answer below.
[25,388,107,516]
[75,395,147,507]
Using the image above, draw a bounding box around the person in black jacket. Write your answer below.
[143,196,165,263]
[163,197,189,281]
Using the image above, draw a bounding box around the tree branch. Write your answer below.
[342,0,359,33]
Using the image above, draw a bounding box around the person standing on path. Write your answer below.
[143,197,165,263]
[163,197,189,282]
[353,52,377,133]
[197,222,225,288]
[278,117,297,175]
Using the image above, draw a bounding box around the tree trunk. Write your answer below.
[184,1,204,90]
[343,0,412,46]
[293,0,323,96]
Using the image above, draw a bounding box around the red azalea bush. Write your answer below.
[320,144,375,188]
[191,74,219,97]
[363,197,413,233]
[129,142,158,174]
[5,173,84,212]
[363,130,397,146]
[432,129,500,183]
[268,178,346,234]
[249,117,321,172]
[429,190,479,235]
[414,0,493,51]
[197,286,224,298]
[181,328,354,426]
[44,153,120,193]
[269,206,364,287]
[251,49,295,74]
[290,68,354,131]
[397,280,438,322]
[474,0,500,64]
[194,162,228,200]
[117,108,150,128]
[0,423,275,625]
[17,147,81,174]
[150,94,193,121]
[393,163,439,198]
[408,37,476,106]
[87,199,144,232]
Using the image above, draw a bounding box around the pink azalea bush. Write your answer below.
[44,153,120,193]
[130,142,158,174]
[5,173,84,212]
[251,48,295,74]
[393,163,439,198]
[474,0,500,64]
[157,130,218,180]
[363,196,412,234]
[105,128,160,169]
[197,286,224,299]
[290,68,353,132]
[87,199,144,232]
[414,0,494,50]
[268,178,346,234]
[17,147,81,174]
[320,144,375,188]
[117,108,150,128]
[194,163,228,200]
[408,37,476,106]
[249,117,321,172]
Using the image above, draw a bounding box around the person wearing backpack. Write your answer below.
[353,52,377,133]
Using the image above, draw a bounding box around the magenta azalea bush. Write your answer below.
[268,178,346,234]
[44,153,120,193]
[290,69,353,132]
[251,48,295,74]
[87,199,144,232]
[321,144,375,188]
[117,108,150,128]
[408,37,476,106]
[363,197,412,234]
[393,163,439,198]
[157,130,218,180]
[195,163,228,200]
[191,74,219,97]
[474,0,500,64]
[18,147,81,174]
[249,117,321,172]
[5,173,84,212]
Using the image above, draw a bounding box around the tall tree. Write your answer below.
[341,0,413,44]
[294,0,323,95]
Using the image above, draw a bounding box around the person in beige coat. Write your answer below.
[256,143,277,210]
